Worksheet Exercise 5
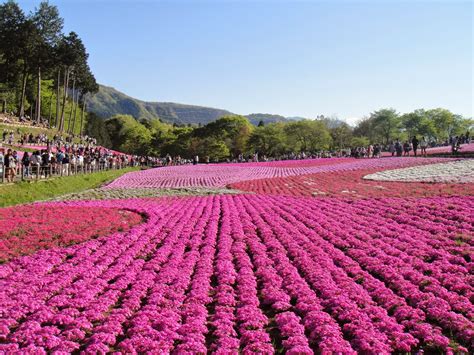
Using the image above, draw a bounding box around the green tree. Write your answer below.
[401,109,436,140]
[329,122,353,150]
[195,115,254,157]
[189,137,229,161]
[351,136,370,147]
[425,108,455,141]
[370,108,400,144]
[247,123,287,156]
[31,1,63,123]
[284,119,332,152]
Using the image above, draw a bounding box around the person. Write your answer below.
[62,153,70,175]
[451,136,460,155]
[420,137,428,157]
[367,144,373,158]
[193,155,199,165]
[411,136,419,157]
[22,152,31,178]
[41,149,50,177]
[373,144,381,158]
[30,151,41,177]
[4,148,17,182]
[395,140,403,157]
[388,141,395,157]
[403,141,411,156]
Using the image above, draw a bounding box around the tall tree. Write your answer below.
[370,108,400,144]
[31,1,63,123]
[57,31,87,131]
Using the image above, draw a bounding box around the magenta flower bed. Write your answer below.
[106,157,451,189]
[0,205,142,262]
[1,195,472,353]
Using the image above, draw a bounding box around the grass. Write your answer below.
[0,167,139,207]
[0,121,82,144]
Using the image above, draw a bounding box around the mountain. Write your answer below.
[88,85,233,125]
[245,113,288,125]
[88,84,307,126]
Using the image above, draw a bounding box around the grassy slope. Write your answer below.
[0,167,138,207]
[0,122,84,145]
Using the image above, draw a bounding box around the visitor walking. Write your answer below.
[420,137,428,157]
[403,141,411,156]
[411,136,419,157]
[395,140,403,157]
[22,152,31,178]
[4,149,17,182]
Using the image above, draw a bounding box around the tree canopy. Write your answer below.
[0,0,97,134]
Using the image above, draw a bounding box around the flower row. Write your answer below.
[105,157,450,189]
[1,195,472,353]
[230,167,474,198]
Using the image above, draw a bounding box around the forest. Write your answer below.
[85,107,471,160]
[0,0,98,136]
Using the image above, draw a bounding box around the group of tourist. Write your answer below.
[0,145,153,183]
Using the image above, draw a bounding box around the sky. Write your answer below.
[18,0,473,124]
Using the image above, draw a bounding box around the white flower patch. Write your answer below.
[363,159,474,183]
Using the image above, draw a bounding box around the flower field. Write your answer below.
[105,157,449,189]
[1,156,473,353]
[0,205,142,262]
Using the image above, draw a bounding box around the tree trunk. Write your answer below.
[2,99,6,114]
[71,90,79,134]
[48,92,54,126]
[55,69,61,128]
[36,66,41,124]
[59,67,70,132]
[19,71,28,118]
[80,95,86,137]
[67,76,76,134]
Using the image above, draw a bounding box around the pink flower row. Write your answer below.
[105,157,452,189]
[0,195,472,353]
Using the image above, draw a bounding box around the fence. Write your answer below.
[0,161,139,184]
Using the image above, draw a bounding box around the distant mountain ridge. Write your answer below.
[88,84,306,125]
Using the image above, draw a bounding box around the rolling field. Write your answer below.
[1,156,473,353]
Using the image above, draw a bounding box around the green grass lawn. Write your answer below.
[0,167,138,207]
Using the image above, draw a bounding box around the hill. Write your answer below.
[88,85,233,125]
[88,85,306,126]
[245,113,288,125]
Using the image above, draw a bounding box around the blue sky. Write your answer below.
[18,0,473,123]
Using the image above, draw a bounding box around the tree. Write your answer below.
[195,115,254,157]
[329,122,353,150]
[0,0,26,112]
[284,120,332,152]
[351,136,370,147]
[57,31,88,131]
[247,123,287,156]
[401,109,436,140]
[189,137,229,161]
[31,1,63,123]
[426,108,455,141]
[370,108,400,144]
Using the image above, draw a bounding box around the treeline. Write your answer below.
[0,0,98,135]
[86,107,472,160]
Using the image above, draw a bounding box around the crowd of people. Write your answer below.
[0,126,159,183]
